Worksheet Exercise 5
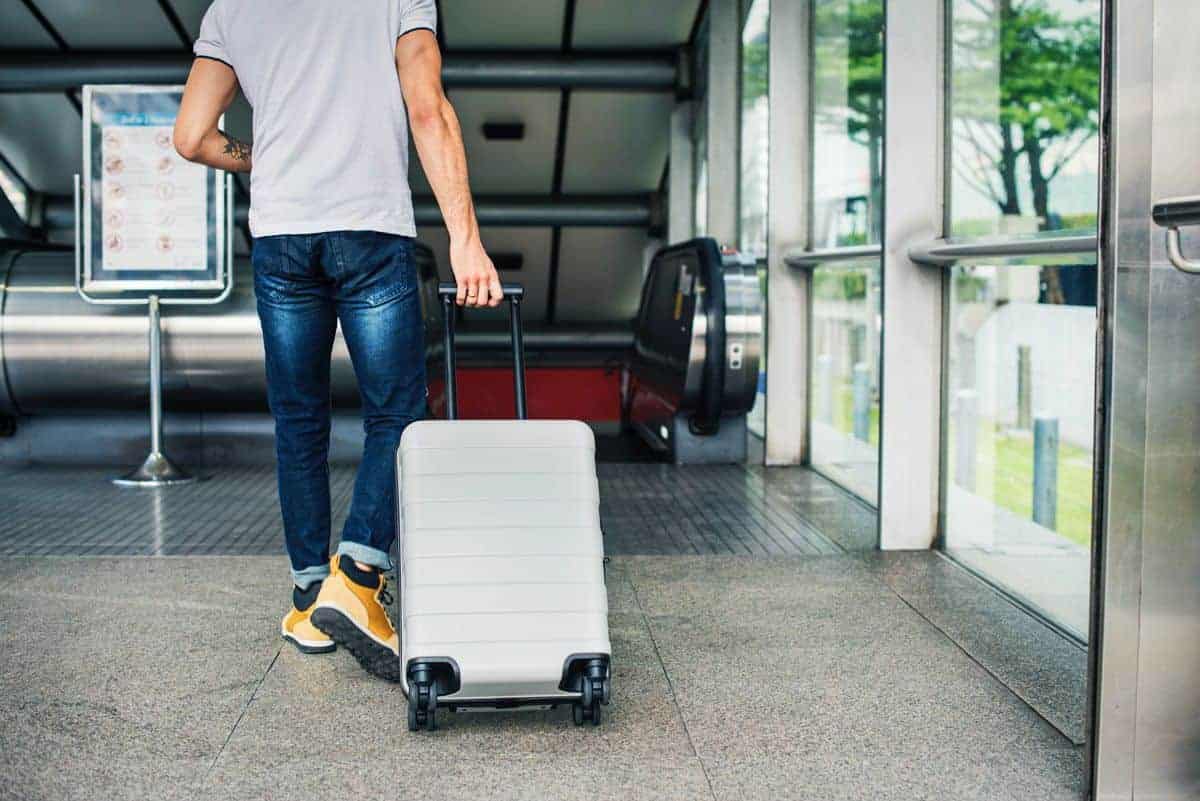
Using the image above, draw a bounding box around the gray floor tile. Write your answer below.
[860,551,1088,743]
[202,754,714,801]
[704,744,1084,801]
[625,556,1072,774]
[211,608,693,773]
[0,558,290,801]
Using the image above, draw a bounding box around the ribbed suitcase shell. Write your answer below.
[397,418,611,703]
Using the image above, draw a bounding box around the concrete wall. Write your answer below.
[966,303,1096,447]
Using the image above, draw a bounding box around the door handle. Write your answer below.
[1152,195,1200,274]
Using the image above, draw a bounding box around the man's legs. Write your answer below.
[309,231,425,682]
[331,231,426,568]
[253,234,339,590]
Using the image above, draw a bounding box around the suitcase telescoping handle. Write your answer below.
[438,282,527,421]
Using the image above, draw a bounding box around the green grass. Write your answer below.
[822,379,1094,547]
[947,418,1094,547]
[832,383,880,445]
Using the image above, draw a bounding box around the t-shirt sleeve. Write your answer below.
[396,0,438,38]
[193,2,232,66]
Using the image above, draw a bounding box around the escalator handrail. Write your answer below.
[632,237,728,435]
[690,238,726,435]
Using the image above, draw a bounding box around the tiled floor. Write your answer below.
[0,464,1088,801]
[0,464,852,558]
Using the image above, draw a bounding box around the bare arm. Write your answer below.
[174,58,251,173]
[396,30,501,308]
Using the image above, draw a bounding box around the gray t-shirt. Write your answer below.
[194,0,437,238]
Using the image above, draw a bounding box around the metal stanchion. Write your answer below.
[75,164,234,488]
[112,294,195,487]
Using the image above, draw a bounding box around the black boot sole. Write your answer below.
[311,607,402,683]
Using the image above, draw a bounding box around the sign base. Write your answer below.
[112,451,196,488]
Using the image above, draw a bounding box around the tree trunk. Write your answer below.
[869,97,882,242]
[1025,127,1051,229]
[1024,126,1065,304]
[999,122,1022,216]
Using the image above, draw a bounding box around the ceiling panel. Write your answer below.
[554,227,648,323]
[34,0,182,48]
[0,94,82,193]
[572,0,700,49]
[0,3,58,48]
[458,89,559,195]
[416,226,554,323]
[408,91,560,196]
[442,0,566,49]
[561,92,672,194]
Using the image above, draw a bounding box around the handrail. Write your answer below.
[1152,195,1200,274]
[785,244,882,268]
[908,230,1098,268]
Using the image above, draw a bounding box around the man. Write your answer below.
[174,0,501,681]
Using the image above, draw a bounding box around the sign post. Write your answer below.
[75,85,235,487]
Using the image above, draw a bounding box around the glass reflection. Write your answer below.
[943,262,1095,640]
[740,0,769,259]
[812,0,884,248]
[948,0,1101,237]
[810,259,881,505]
[740,0,769,438]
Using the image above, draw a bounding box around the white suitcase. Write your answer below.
[397,283,612,731]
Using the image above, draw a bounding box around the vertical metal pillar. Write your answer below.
[113,295,195,487]
[817,353,834,424]
[668,102,696,245]
[1093,1,1200,797]
[877,0,945,548]
[1032,415,1058,528]
[852,362,872,442]
[1017,344,1033,429]
[954,389,977,492]
[764,0,811,465]
[704,0,740,247]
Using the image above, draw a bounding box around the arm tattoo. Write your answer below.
[219,131,252,165]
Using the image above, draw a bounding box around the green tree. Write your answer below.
[952,0,1100,231]
[812,0,885,242]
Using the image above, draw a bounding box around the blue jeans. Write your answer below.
[252,231,426,589]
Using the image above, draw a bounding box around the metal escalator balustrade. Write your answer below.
[0,241,441,416]
[0,240,633,421]
[624,238,762,464]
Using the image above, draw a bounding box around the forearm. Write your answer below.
[410,99,478,245]
[175,128,252,173]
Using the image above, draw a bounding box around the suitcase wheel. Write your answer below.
[407,678,438,732]
[572,675,607,727]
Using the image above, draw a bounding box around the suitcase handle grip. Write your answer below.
[438,281,527,421]
[438,283,524,300]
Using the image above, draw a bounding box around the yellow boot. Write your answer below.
[281,581,335,654]
[311,555,401,682]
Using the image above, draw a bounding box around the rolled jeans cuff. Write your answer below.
[292,563,331,591]
[336,540,395,573]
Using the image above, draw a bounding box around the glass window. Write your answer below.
[811,0,885,248]
[943,261,1096,640]
[740,0,769,439]
[942,0,1102,641]
[739,0,769,259]
[948,0,1102,236]
[808,0,884,502]
[810,259,882,503]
